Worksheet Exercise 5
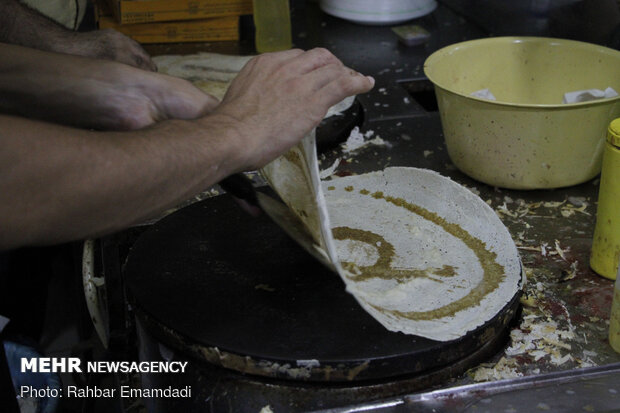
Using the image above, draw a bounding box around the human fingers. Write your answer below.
[150,75,220,120]
[127,43,157,72]
[297,62,352,94]
[95,29,157,71]
[232,197,262,217]
[115,37,157,71]
[238,48,304,75]
[284,47,342,75]
[161,89,220,120]
[314,69,375,109]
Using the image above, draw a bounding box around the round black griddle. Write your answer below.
[124,193,521,383]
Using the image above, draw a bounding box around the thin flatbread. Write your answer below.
[153,52,355,115]
[322,167,523,341]
[153,53,253,100]
[261,131,341,268]
[262,140,523,341]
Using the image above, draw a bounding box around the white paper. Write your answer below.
[563,87,618,104]
[471,88,497,100]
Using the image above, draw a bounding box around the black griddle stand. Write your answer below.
[119,191,522,413]
[134,303,519,413]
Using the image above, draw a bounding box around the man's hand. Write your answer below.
[0,46,373,249]
[59,29,157,72]
[0,0,156,70]
[211,48,375,171]
[0,43,217,130]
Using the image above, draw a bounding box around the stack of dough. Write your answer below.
[154,53,253,100]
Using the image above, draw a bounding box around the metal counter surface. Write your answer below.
[144,0,620,407]
[313,362,620,412]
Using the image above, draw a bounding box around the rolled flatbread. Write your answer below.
[153,52,355,114]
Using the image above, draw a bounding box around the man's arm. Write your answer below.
[0,43,216,130]
[0,47,374,250]
[0,0,156,70]
[0,114,240,249]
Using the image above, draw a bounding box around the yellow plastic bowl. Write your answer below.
[424,37,620,189]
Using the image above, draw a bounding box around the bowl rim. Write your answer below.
[423,36,620,109]
[319,0,437,23]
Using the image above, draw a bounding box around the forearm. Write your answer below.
[0,47,374,250]
[0,42,117,124]
[0,43,213,130]
[0,0,156,70]
[0,0,76,52]
[0,114,243,250]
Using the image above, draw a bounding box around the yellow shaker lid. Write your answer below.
[609,118,620,147]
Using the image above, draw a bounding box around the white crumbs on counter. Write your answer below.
[471,357,523,381]
[465,186,480,196]
[341,127,386,153]
[319,158,341,179]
